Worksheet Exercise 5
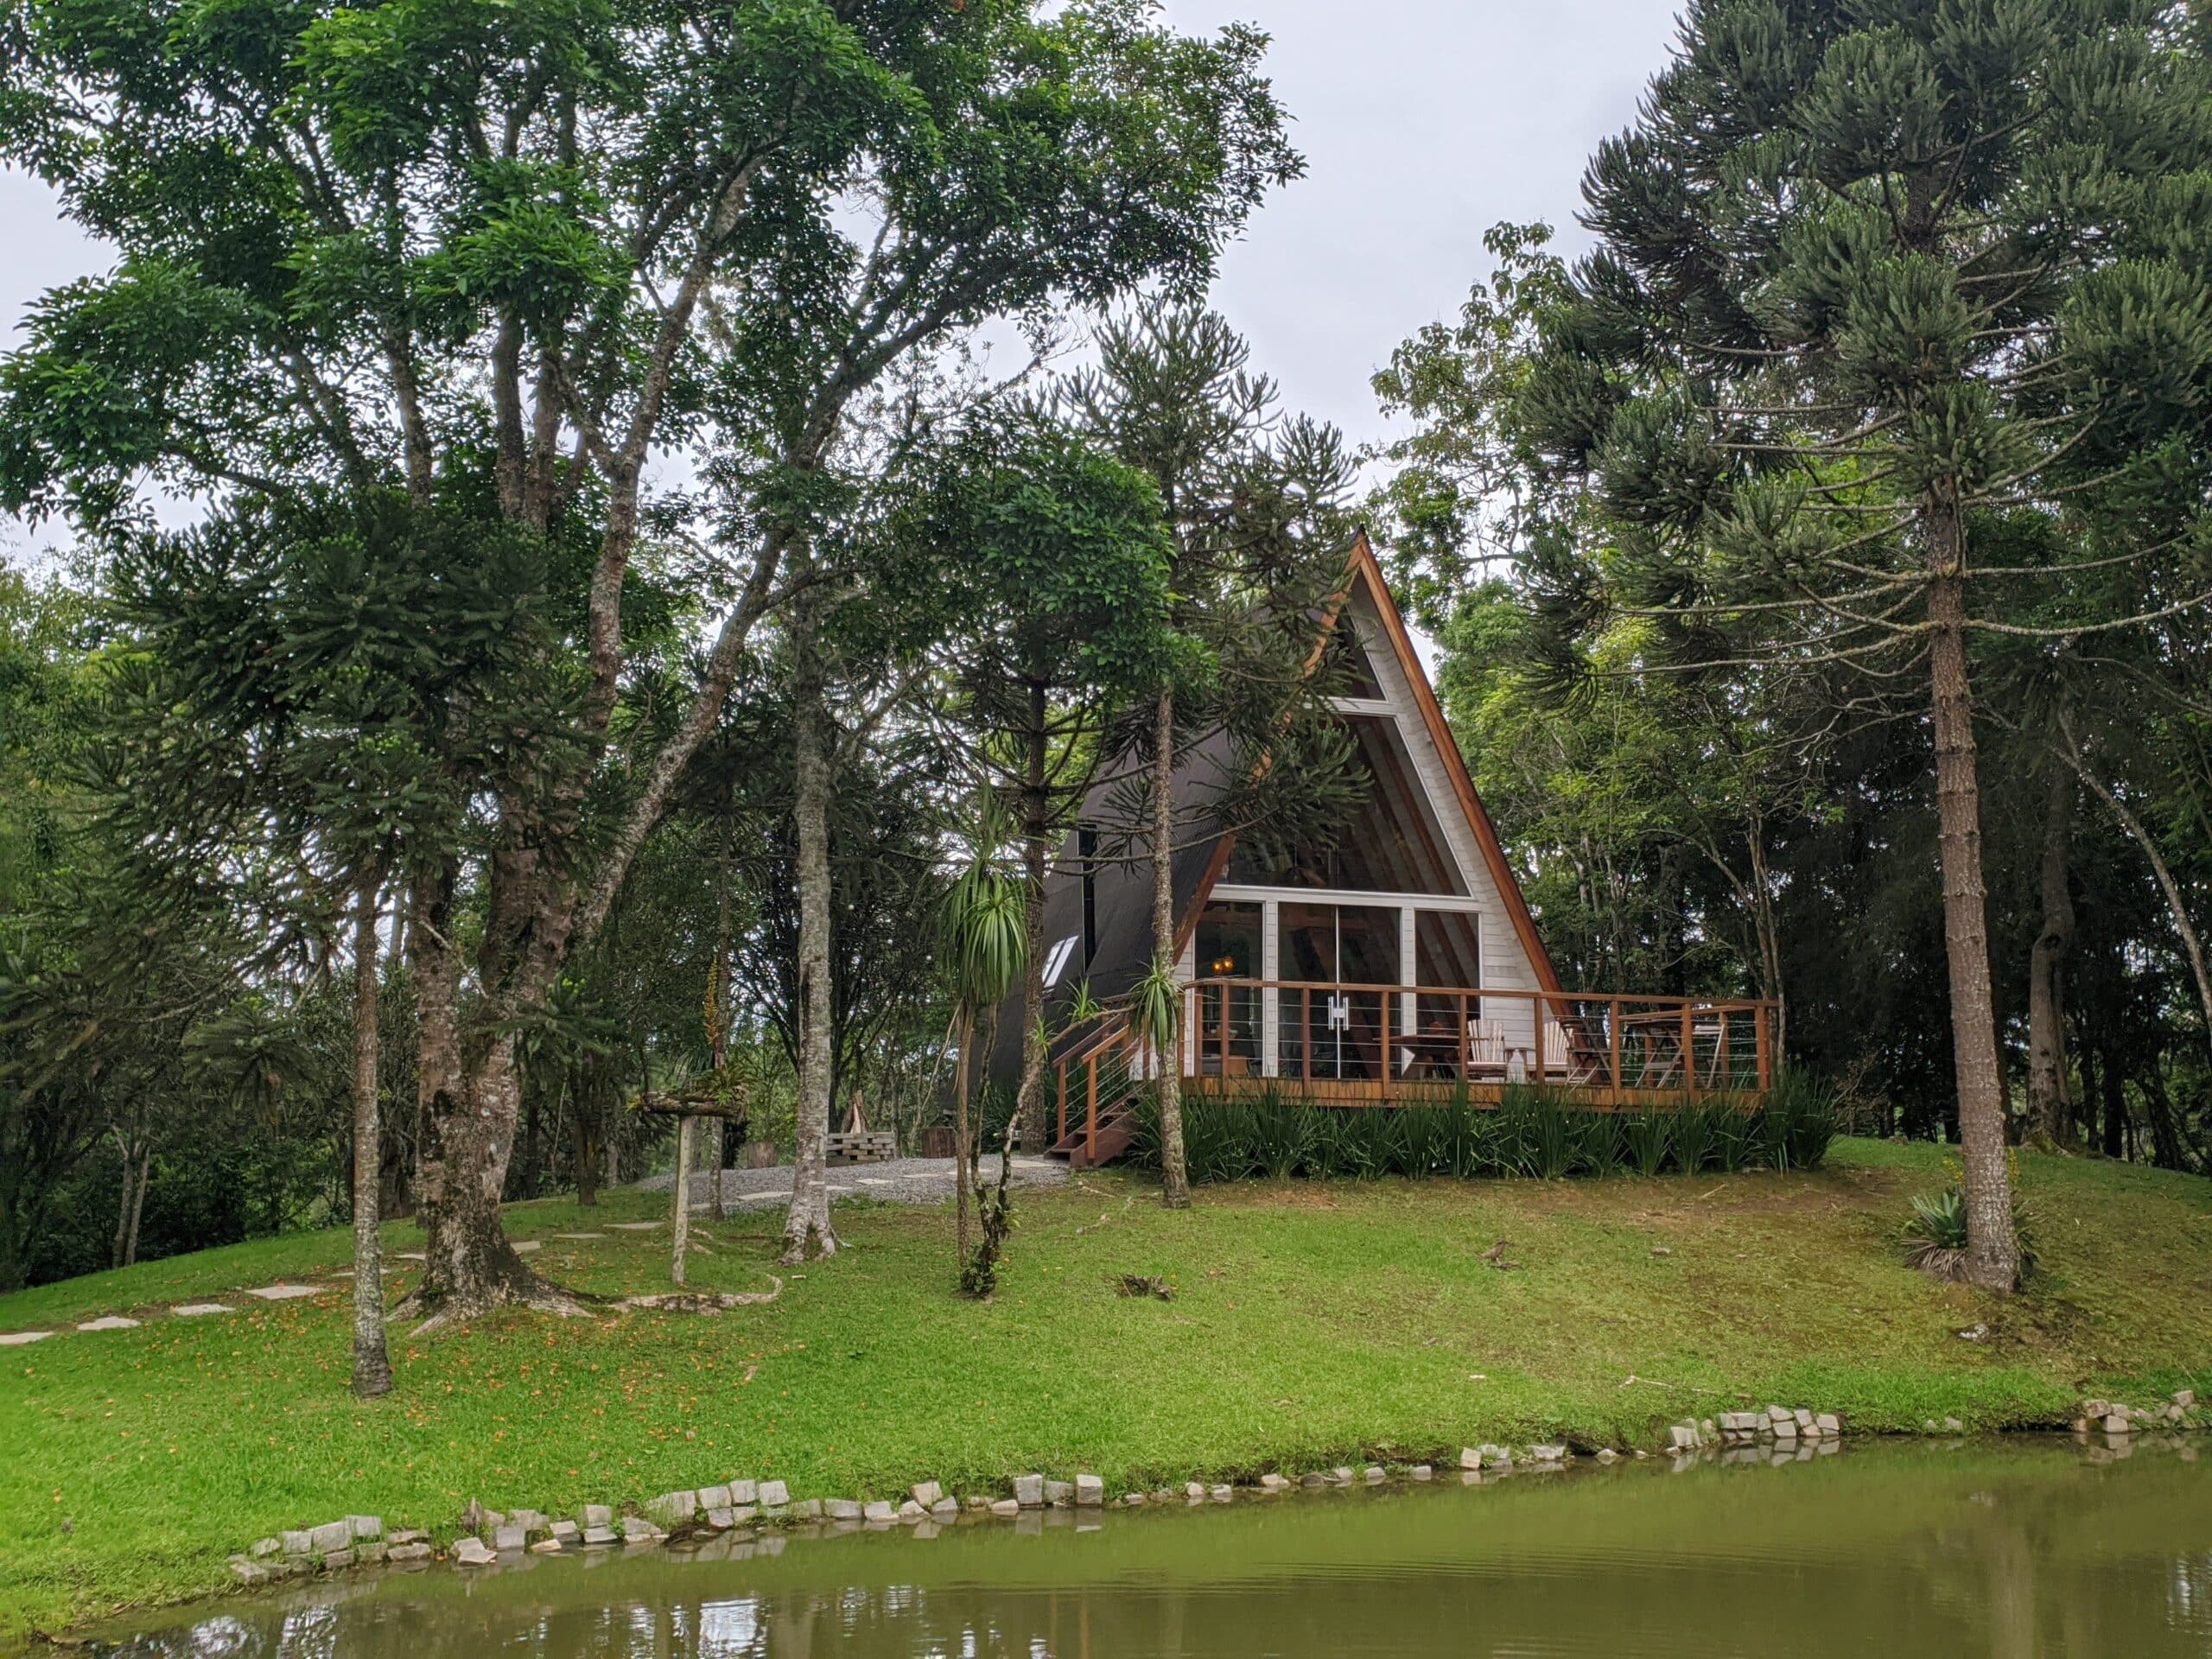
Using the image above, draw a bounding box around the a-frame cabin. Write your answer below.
[996,533,1777,1167]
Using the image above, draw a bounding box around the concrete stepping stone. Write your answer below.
[397,1252,428,1262]
[512,1241,542,1254]
[556,1233,606,1241]
[172,1304,234,1318]
[1,1331,54,1345]
[609,1222,663,1231]
[243,1284,322,1301]
[79,1316,140,1332]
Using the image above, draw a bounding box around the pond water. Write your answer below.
[86,1439,2212,1657]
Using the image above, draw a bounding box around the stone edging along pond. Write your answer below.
[225,1389,2206,1590]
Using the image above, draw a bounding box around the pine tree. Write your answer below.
[1061,304,1354,1207]
[1516,0,2212,1288]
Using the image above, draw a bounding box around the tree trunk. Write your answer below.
[671,1114,692,1287]
[123,1141,149,1268]
[952,1008,974,1266]
[712,825,732,1222]
[2141,1063,2189,1171]
[573,1091,601,1210]
[2026,766,2076,1147]
[1923,528,2019,1292]
[398,863,575,1330]
[351,881,393,1399]
[2061,726,2212,1045]
[1017,683,1051,1152]
[783,594,841,1262]
[111,1128,141,1271]
[2100,1039,2128,1159]
[1152,690,1191,1209]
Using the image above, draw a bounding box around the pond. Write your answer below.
[84,1439,2212,1657]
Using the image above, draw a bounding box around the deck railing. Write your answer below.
[1173,980,1777,1106]
[1046,982,1781,1160]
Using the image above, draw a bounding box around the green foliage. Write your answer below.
[1125,956,1181,1056]
[1624,1108,1673,1179]
[1903,1158,2041,1283]
[1145,1079,1840,1188]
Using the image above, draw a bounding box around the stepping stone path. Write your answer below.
[1,1331,53,1345]
[397,1252,428,1262]
[244,1284,323,1301]
[173,1304,234,1318]
[610,1222,663,1231]
[79,1316,140,1332]
[556,1233,606,1241]
[513,1241,542,1254]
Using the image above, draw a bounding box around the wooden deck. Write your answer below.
[1046,982,1780,1166]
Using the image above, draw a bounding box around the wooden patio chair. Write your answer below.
[1541,1020,1607,1087]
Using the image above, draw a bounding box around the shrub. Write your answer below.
[1903,1159,2038,1283]
[1769,1070,1840,1171]
[1569,1108,1624,1178]
[1134,1069,1843,1191]
[1624,1107,1672,1178]
[1674,1103,1717,1174]
[1499,1085,1574,1179]
[1711,1103,1758,1173]
[1395,1105,1451,1178]
[1249,1089,1317,1180]
[1187,1095,1256,1185]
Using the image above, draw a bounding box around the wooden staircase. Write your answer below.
[1046,1008,1149,1170]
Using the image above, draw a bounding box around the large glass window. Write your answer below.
[1192,901,1262,1077]
[1409,911,1484,1079]
[1226,717,1467,894]
[1276,903,1399,1082]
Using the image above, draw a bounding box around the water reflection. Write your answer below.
[86,1438,2212,1658]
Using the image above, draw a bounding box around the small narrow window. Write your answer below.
[1042,935,1081,989]
[1078,824,1100,964]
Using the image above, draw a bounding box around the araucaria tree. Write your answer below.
[1513,0,2212,1288]
[1,0,1297,1322]
[899,416,1179,1150]
[1061,304,1354,1206]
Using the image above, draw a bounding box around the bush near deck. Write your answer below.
[3,1137,2209,1643]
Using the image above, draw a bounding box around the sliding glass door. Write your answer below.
[1277,903,1400,1082]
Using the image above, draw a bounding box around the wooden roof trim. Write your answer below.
[1345,531,1567,995]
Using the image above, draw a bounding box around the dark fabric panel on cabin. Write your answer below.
[984,728,1239,1102]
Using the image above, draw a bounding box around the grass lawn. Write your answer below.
[4,1138,2210,1642]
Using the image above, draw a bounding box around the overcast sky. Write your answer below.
[0,1,1685,566]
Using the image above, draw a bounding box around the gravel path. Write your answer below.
[636,1154,1070,1214]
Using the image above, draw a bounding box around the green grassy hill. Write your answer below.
[4,1139,2209,1642]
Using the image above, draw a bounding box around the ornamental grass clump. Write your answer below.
[1137,1073,1841,1187]
[1904,1157,2037,1285]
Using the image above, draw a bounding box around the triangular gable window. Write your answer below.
[1227,715,1467,895]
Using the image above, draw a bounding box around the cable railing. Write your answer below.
[1174,980,1777,1105]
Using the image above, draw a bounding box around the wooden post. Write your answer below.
[670,1114,693,1287]
[1681,1003,1697,1102]
[1757,1003,1774,1096]
[1085,1053,1098,1166]
[1535,995,1548,1088]
[1718,1010,1732,1092]
[1057,1061,1068,1146]
[1610,997,1624,1107]
[1218,986,1230,1075]
[1459,993,1470,1079]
